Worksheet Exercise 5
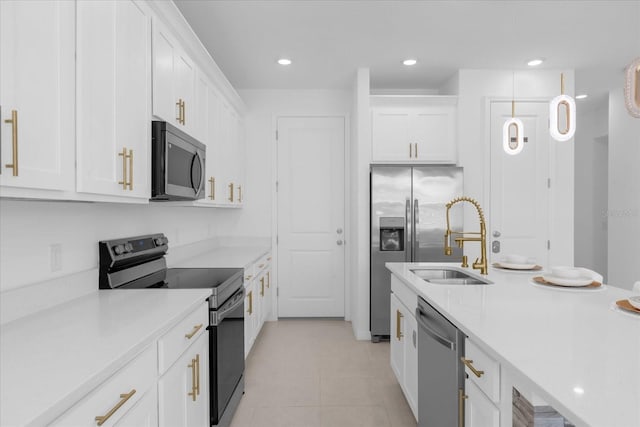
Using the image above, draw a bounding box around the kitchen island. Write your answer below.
[386,262,639,427]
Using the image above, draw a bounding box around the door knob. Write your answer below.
[336,240,343,246]
[336,228,343,234]
[493,231,501,238]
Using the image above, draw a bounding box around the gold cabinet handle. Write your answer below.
[266,271,270,288]
[209,177,215,200]
[414,142,418,158]
[181,100,186,125]
[176,98,182,124]
[4,110,18,176]
[461,357,485,378]
[245,274,253,281]
[128,149,133,190]
[185,324,203,339]
[409,143,412,158]
[195,353,200,396]
[396,310,404,340]
[238,184,242,202]
[247,290,253,315]
[188,357,197,401]
[458,388,468,427]
[118,147,133,190]
[258,264,265,269]
[267,257,272,261]
[260,277,265,296]
[228,182,234,202]
[95,389,136,425]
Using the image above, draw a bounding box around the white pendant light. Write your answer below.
[503,72,525,155]
[549,73,576,141]
[624,57,640,118]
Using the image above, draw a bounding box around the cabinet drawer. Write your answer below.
[463,340,500,403]
[391,275,418,313]
[254,252,271,273]
[158,304,208,375]
[244,264,255,283]
[51,345,156,426]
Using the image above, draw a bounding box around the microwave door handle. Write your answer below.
[191,151,204,195]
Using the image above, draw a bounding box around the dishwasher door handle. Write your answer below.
[416,307,456,351]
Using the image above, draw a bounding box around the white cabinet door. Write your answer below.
[152,19,196,134]
[76,0,151,200]
[244,276,255,358]
[158,331,209,427]
[193,72,209,145]
[114,388,158,427]
[465,378,500,427]
[403,310,419,421]
[261,267,272,323]
[390,293,405,383]
[412,106,457,162]
[0,0,75,192]
[371,110,411,162]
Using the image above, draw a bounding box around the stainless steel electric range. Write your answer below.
[99,233,244,427]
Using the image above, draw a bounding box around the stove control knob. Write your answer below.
[154,238,163,246]
[113,244,125,255]
[124,243,134,252]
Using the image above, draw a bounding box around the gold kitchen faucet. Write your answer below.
[444,197,488,275]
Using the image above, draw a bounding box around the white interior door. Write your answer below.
[490,101,550,267]
[277,117,345,317]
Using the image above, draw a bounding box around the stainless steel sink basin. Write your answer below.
[410,268,493,285]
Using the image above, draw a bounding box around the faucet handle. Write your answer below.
[461,256,468,268]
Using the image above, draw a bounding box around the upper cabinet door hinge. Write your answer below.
[547,178,551,189]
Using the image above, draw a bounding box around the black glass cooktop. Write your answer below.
[119,267,243,292]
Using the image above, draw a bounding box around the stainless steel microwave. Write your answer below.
[151,121,206,201]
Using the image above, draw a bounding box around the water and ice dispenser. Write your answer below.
[379,217,404,251]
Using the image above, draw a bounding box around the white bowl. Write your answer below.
[550,266,583,279]
[502,254,529,264]
[628,296,640,310]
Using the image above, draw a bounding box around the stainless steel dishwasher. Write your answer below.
[416,297,465,427]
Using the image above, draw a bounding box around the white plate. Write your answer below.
[541,274,594,287]
[497,262,538,270]
[610,302,640,318]
[530,279,606,292]
[629,296,640,310]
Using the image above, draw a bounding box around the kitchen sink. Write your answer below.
[410,267,493,285]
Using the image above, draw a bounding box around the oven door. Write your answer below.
[210,287,245,424]
[165,130,205,200]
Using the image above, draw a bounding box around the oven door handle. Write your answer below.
[211,288,245,326]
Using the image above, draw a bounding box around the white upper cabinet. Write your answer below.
[371,96,458,164]
[152,19,196,136]
[0,0,75,193]
[76,0,152,200]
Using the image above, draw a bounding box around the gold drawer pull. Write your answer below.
[260,277,265,296]
[195,354,200,396]
[266,271,270,288]
[267,257,272,261]
[228,182,234,202]
[238,184,242,202]
[4,109,18,176]
[188,357,197,401]
[185,324,203,339]
[258,263,265,269]
[458,389,468,427]
[209,176,215,200]
[396,310,403,340]
[461,357,485,378]
[247,290,253,315]
[245,274,253,281]
[95,389,136,425]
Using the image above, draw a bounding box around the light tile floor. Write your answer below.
[229,319,417,427]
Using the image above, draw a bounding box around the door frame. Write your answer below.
[483,97,557,265]
[270,114,350,321]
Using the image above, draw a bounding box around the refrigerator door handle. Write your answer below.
[405,198,411,262]
[413,199,419,260]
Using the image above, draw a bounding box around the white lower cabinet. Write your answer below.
[465,378,500,427]
[463,339,501,427]
[243,252,273,359]
[158,331,209,427]
[50,345,157,426]
[390,291,418,421]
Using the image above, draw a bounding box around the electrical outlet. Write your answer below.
[50,244,62,272]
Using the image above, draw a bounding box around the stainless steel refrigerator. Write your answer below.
[370,165,464,340]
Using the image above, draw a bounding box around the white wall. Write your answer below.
[0,200,232,291]
[608,89,640,289]
[574,98,609,280]
[456,69,575,266]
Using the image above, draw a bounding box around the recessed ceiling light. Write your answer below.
[527,58,544,67]
[576,94,588,100]
[277,58,292,66]
[573,386,585,395]
[403,59,417,66]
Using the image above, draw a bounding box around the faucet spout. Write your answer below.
[444,197,488,275]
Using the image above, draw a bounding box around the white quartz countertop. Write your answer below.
[168,245,270,269]
[386,262,640,427]
[0,289,211,427]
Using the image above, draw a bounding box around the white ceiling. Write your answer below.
[175,0,640,94]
